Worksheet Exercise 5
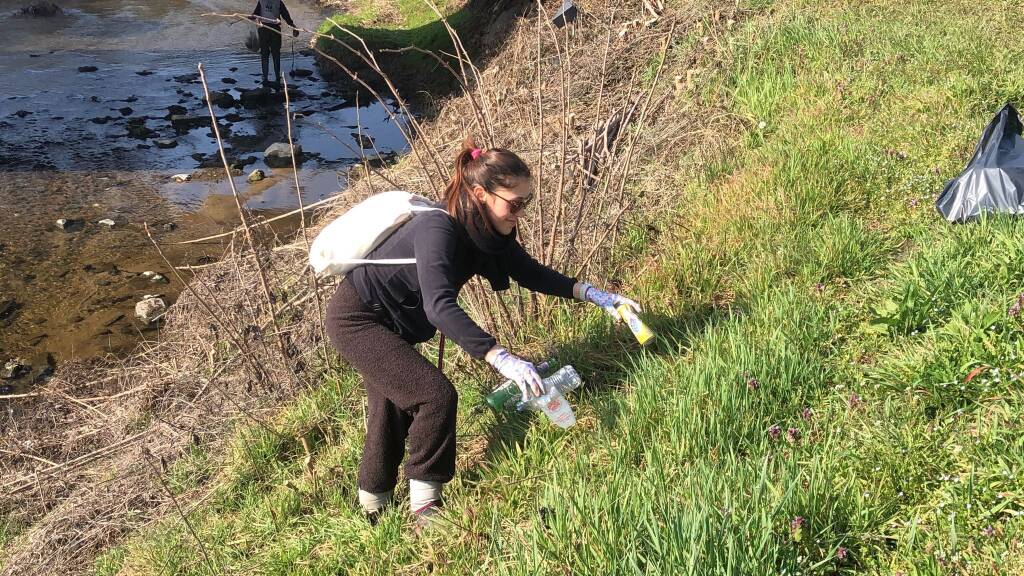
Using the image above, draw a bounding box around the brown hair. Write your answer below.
[443,137,531,228]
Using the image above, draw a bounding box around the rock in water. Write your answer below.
[78,65,98,73]
[140,271,169,284]
[203,90,236,108]
[1,359,26,380]
[135,297,167,325]
[238,87,275,108]
[0,300,20,327]
[247,168,265,183]
[20,2,62,17]
[170,173,192,183]
[170,114,208,130]
[126,120,155,139]
[154,138,178,149]
[289,68,314,78]
[264,143,302,168]
[351,132,375,149]
[56,218,84,231]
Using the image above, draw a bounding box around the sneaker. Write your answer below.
[412,501,442,536]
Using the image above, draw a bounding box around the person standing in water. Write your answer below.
[325,139,643,528]
[250,0,299,89]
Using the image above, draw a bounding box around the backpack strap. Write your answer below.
[437,333,446,373]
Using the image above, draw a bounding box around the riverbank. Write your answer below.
[0,0,410,379]
[313,0,516,98]
[7,0,1024,574]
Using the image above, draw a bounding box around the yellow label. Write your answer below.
[617,304,655,346]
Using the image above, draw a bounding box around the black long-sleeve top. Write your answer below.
[348,209,576,358]
[252,0,294,28]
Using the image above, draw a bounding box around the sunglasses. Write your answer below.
[488,190,534,214]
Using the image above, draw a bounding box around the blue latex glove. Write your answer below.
[576,282,642,320]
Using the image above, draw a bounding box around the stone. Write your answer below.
[166,104,187,117]
[136,69,154,76]
[174,72,200,83]
[161,222,177,232]
[98,218,116,227]
[141,271,169,284]
[78,65,98,73]
[170,173,192,183]
[19,2,62,17]
[222,77,237,85]
[203,90,236,108]
[247,168,265,183]
[352,132,375,149]
[27,352,55,383]
[264,142,302,168]
[170,114,208,130]
[56,217,84,231]
[126,121,154,139]
[289,68,314,78]
[135,297,167,325]
[238,87,276,107]
[1,359,26,380]
[118,106,133,116]
[0,300,20,327]
[154,138,177,149]
[14,110,31,118]
[89,116,114,124]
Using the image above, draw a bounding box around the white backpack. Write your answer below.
[309,191,446,277]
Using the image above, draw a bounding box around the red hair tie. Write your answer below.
[470,148,483,160]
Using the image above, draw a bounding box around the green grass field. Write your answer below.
[97,0,1024,573]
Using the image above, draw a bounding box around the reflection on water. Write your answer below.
[0,0,409,375]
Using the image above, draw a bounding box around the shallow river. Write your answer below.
[0,0,408,382]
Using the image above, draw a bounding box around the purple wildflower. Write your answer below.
[982,525,995,537]
[790,516,804,531]
[768,424,782,441]
[801,407,813,421]
[787,427,801,444]
[837,546,848,560]
[744,371,760,390]
[814,282,825,294]
[848,393,862,409]
[1009,293,1024,317]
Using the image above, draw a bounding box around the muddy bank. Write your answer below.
[0,0,411,385]
[0,168,311,380]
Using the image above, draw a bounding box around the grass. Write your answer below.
[314,0,475,91]
[97,0,1024,574]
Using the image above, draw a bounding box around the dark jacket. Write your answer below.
[252,0,294,28]
[348,209,576,358]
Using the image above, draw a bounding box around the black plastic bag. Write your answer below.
[935,103,1024,222]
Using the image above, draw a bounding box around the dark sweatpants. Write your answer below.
[326,280,457,493]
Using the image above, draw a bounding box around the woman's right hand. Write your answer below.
[486,346,544,402]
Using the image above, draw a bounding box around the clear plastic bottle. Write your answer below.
[485,359,554,412]
[516,365,583,429]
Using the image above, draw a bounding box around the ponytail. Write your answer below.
[443,136,532,228]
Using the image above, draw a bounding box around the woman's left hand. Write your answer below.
[576,283,641,321]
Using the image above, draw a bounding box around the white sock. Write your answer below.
[358,489,393,514]
[409,479,443,514]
